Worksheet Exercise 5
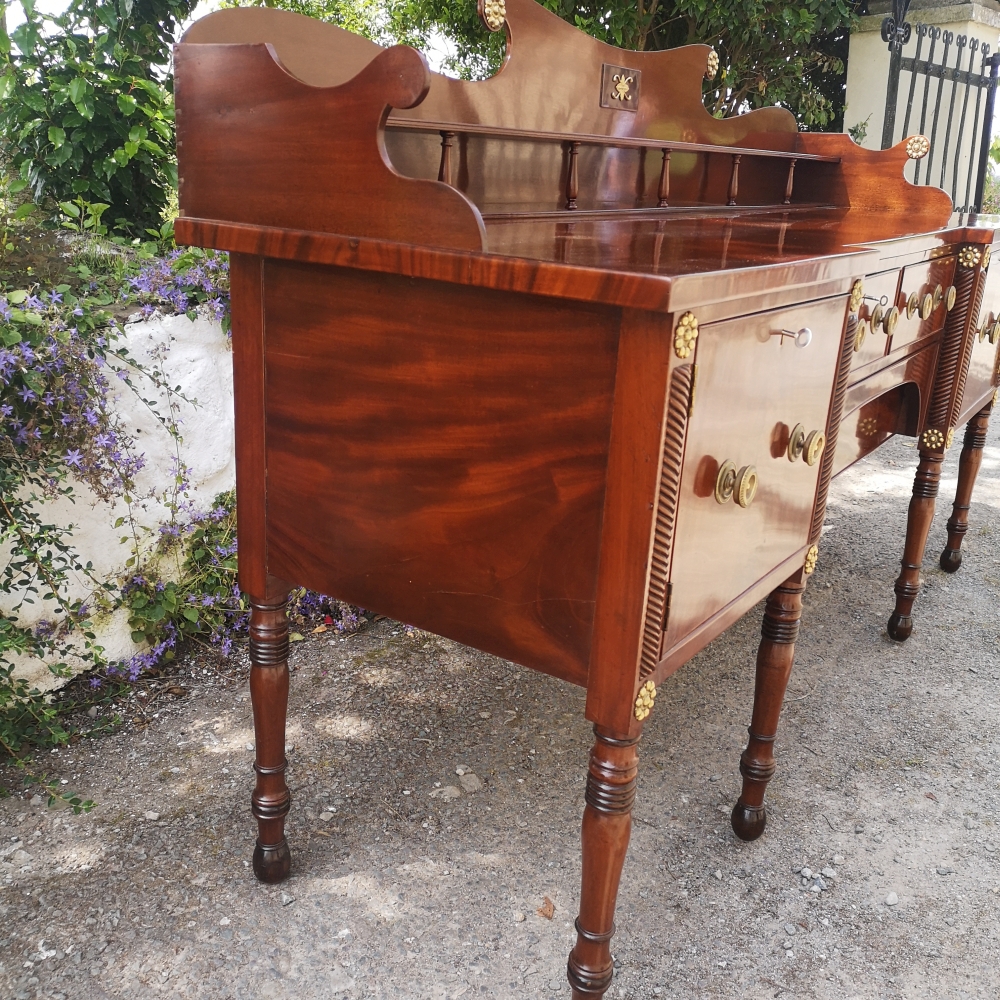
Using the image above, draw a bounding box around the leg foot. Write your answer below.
[249,588,293,885]
[731,574,805,842]
[731,801,767,842]
[886,611,913,642]
[889,448,942,641]
[939,402,992,574]
[939,547,962,573]
[253,837,292,883]
[567,727,639,999]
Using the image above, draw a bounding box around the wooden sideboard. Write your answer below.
[174,3,999,995]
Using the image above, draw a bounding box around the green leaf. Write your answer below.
[59,201,81,217]
[0,74,15,101]
[8,178,28,194]
[7,290,28,304]
[68,77,87,105]
[13,203,35,220]
[48,126,66,149]
[128,125,147,143]
[117,93,137,115]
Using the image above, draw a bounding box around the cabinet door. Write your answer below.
[662,296,846,652]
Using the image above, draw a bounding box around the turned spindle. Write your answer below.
[568,728,640,999]
[566,141,580,210]
[784,158,797,205]
[731,574,806,841]
[727,153,741,206]
[657,148,671,207]
[437,130,455,186]
[941,401,993,571]
[249,591,293,882]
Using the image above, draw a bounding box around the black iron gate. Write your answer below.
[880,1,1000,218]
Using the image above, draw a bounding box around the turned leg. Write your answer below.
[567,727,639,999]
[887,446,943,641]
[249,591,293,882]
[941,402,993,572]
[731,574,806,842]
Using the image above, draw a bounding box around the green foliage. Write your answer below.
[0,0,198,232]
[848,114,871,147]
[123,490,245,655]
[246,0,858,127]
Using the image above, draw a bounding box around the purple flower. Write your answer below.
[17,386,36,402]
[64,449,84,468]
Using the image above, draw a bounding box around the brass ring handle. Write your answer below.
[804,429,826,466]
[735,465,758,508]
[853,323,866,352]
[870,303,885,334]
[787,423,806,462]
[883,305,900,336]
[715,461,757,507]
[714,460,737,504]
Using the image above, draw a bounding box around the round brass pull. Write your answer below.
[991,320,1000,346]
[715,460,737,504]
[853,321,866,352]
[787,423,806,462]
[919,292,934,320]
[945,285,957,311]
[870,303,885,333]
[980,313,996,342]
[735,465,758,508]
[883,305,900,336]
[906,291,920,319]
[932,284,944,309]
[804,429,826,466]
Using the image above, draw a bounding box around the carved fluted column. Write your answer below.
[249,591,293,883]
[567,727,640,998]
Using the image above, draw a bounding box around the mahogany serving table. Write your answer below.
[174,3,999,995]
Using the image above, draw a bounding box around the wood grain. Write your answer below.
[262,261,619,685]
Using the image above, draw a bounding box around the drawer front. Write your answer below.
[662,296,846,652]
[889,256,957,355]
[852,269,898,372]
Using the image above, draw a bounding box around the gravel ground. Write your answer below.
[2,426,999,1000]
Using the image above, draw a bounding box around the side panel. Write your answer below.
[261,261,619,684]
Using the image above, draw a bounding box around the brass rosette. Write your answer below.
[634,680,657,721]
[958,246,982,269]
[849,279,864,313]
[905,134,930,160]
[984,246,992,270]
[858,416,878,438]
[705,49,720,79]
[803,544,818,575]
[478,0,506,31]
[921,427,945,450]
[945,427,955,450]
[674,311,699,359]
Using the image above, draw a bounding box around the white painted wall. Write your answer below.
[1,311,235,692]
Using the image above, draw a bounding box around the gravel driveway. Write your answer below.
[2,426,999,1000]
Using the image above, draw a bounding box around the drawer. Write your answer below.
[852,269,898,373]
[662,295,847,652]
[959,305,1000,424]
[888,255,957,355]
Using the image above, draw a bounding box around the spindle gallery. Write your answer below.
[173,2,999,995]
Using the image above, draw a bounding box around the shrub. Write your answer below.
[0,0,197,233]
